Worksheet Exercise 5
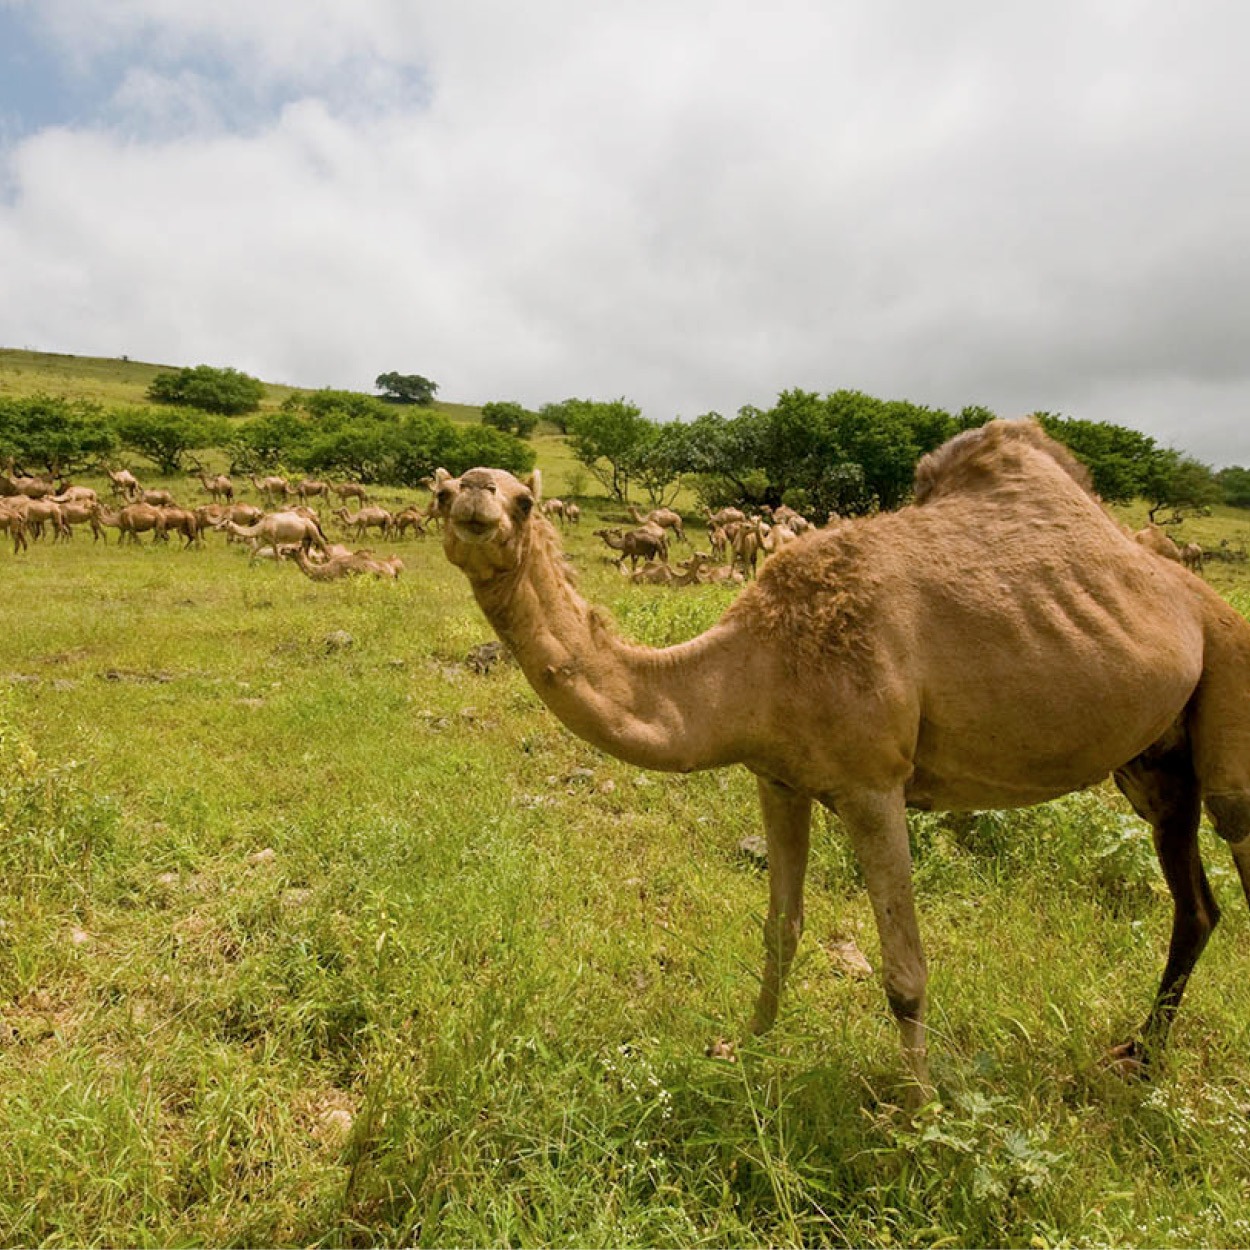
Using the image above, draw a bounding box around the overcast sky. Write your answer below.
[2,1,1248,466]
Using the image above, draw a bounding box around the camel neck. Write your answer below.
[468,530,756,773]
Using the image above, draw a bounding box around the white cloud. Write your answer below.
[2,0,1249,463]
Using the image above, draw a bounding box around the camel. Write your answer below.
[1182,543,1205,574]
[98,502,164,544]
[437,422,1250,1100]
[730,517,765,579]
[296,478,330,502]
[334,505,393,541]
[594,526,668,571]
[288,546,402,581]
[50,485,98,506]
[141,488,177,508]
[157,506,201,549]
[217,511,329,561]
[0,458,57,499]
[105,466,141,500]
[331,480,370,506]
[192,467,234,503]
[250,474,293,507]
[762,522,798,554]
[542,498,566,524]
[7,496,68,541]
[392,506,428,539]
[57,499,105,542]
[1133,524,1183,563]
[628,505,687,543]
[0,503,28,552]
[705,505,746,530]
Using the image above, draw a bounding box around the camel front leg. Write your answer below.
[748,777,812,1036]
[836,787,932,1101]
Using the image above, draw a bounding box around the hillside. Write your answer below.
[0,347,483,423]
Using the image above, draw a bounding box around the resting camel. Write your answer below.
[1133,524,1183,563]
[594,526,668,571]
[288,546,402,581]
[628,505,687,543]
[437,421,1250,1101]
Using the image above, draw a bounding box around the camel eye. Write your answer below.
[516,494,533,517]
[436,486,454,512]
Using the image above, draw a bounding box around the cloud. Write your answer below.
[2,0,1249,464]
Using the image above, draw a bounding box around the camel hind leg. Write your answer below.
[1112,733,1216,1071]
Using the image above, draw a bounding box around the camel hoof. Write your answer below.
[706,1038,737,1063]
[1102,1039,1152,1081]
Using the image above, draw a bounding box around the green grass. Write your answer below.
[0,347,484,423]
[4,350,1250,1244]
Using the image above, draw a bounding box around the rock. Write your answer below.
[737,835,769,867]
[248,847,277,867]
[824,936,874,980]
[465,641,512,674]
[323,630,354,652]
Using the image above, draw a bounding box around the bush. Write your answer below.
[111,407,231,474]
[0,394,117,477]
[481,401,538,438]
[146,365,265,415]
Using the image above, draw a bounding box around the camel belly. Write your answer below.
[902,570,1205,811]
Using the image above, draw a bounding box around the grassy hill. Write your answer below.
[0,347,483,424]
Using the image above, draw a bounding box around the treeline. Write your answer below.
[0,390,534,485]
[544,390,1243,518]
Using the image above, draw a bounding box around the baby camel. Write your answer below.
[438,423,1250,1101]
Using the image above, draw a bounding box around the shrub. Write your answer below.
[146,365,265,415]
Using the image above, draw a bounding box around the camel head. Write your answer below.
[437,468,543,581]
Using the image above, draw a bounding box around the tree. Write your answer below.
[480,401,538,438]
[563,398,652,501]
[227,411,311,472]
[627,421,696,507]
[375,372,438,406]
[1216,465,1250,509]
[147,364,265,415]
[0,394,117,477]
[111,407,230,474]
[1140,449,1220,522]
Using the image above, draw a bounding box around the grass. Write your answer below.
[3,352,1250,1243]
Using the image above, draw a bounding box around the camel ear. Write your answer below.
[434,477,459,517]
[524,470,542,505]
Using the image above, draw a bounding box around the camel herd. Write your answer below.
[0,461,422,581]
[592,501,820,586]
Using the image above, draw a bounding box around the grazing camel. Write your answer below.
[1182,543,1205,574]
[217,511,329,561]
[334,505,393,541]
[628,505,687,544]
[594,526,668,571]
[542,498,567,524]
[437,421,1250,1100]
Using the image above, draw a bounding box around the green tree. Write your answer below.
[480,401,538,438]
[563,398,652,501]
[1140,449,1220,521]
[1216,465,1250,509]
[627,421,696,507]
[227,411,311,472]
[111,407,230,474]
[146,364,265,415]
[0,394,117,477]
[375,371,438,406]
[295,389,391,422]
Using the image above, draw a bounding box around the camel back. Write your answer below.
[913,419,1095,506]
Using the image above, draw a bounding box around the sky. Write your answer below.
[1,2,1248,466]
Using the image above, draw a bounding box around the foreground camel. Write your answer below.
[437,421,1250,1099]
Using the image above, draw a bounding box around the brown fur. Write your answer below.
[438,423,1250,1101]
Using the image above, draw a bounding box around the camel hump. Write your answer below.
[913,418,1096,505]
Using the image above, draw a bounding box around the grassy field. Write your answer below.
[4,360,1250,1244]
